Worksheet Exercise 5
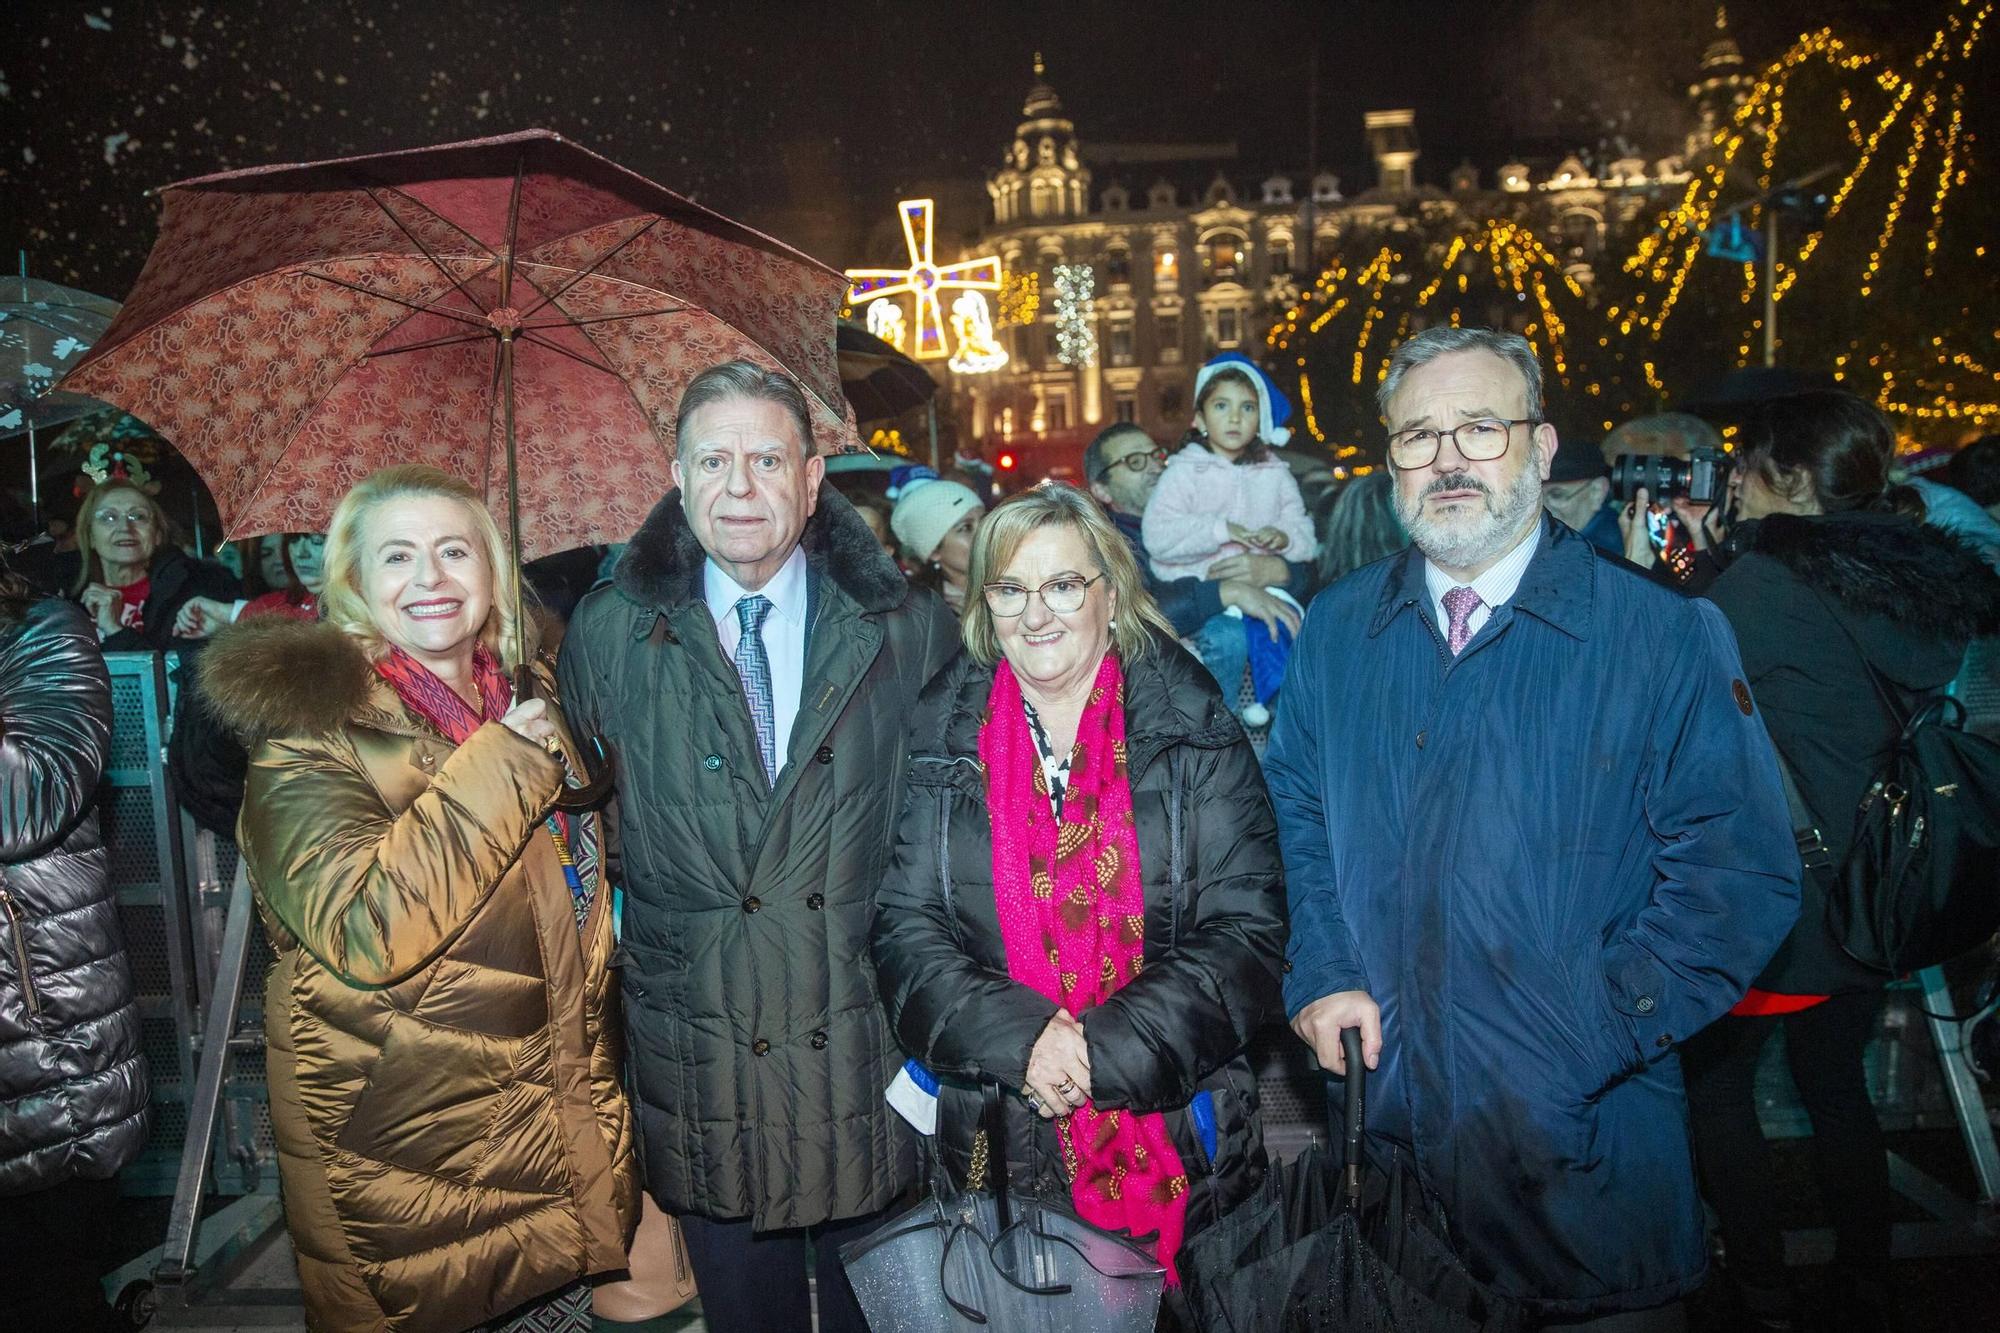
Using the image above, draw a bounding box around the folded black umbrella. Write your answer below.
[1180,1032,1521,1333]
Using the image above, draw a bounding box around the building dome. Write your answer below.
[989,52,1091,224]
[1022,52,1064,118]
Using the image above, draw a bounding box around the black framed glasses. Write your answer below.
[982,573,1104,617]
[1088,446,1166,482]
[1386,418,1538,470]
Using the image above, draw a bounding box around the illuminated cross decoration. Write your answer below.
[846,199,1002,359]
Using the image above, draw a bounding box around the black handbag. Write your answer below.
[839,1081,1167,1331]
[1773,600,2000,974]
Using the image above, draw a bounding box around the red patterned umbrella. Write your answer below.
[60,128,857,560]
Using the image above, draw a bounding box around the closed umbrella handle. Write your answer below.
[1342,1027,1365,1210]
[513,664,617,812]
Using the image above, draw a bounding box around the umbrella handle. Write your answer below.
[1342,1027,1365,1210]
[513,664,618,812]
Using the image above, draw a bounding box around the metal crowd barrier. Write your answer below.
[103,650,276,1198]
[99,651,289,1325]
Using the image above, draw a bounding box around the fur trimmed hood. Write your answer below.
[613,480,909,614]
[196,616,380,741]
[1742,511,2000,643]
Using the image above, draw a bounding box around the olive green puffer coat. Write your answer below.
[557,485,958,1229]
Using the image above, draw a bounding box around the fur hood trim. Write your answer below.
[613,480,908,614]
[197,617,378,741]
[1747,511,2000,641]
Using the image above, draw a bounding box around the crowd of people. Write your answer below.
[5,330,1999,1333]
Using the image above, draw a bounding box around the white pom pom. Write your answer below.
[1241,701,1271,728]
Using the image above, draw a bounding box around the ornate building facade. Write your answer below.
[952,25,1753,451]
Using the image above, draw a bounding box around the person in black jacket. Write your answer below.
[1684,391,2000,1332]
[872,482,1287,1285]
[0,563,151,1331]
[63,477,240,650]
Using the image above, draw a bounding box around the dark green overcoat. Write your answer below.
[558,485,958,1229]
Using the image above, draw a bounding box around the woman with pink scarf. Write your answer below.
[872,482,1287,1287]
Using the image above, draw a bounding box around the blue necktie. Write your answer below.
[734,594,777,785]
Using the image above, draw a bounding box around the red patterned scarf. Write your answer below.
[371,644,600,924]
[372,642,513,743]
[980,652,1191,1282]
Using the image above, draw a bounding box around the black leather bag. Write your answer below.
[1776,619,2000,974]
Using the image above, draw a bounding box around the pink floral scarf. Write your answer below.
[980,652,1191,1281]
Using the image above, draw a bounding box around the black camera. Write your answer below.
[1611,446,1731,505]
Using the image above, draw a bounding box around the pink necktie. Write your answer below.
[1443,585,1482,656]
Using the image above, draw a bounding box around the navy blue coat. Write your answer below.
[1265,516,1800,1317]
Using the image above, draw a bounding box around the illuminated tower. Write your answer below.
[1686,6,1755,159]
[988,54,1092,224]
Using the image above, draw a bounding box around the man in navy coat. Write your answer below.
[1266,327,1800,1328]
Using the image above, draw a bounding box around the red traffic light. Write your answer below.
[998,451,1017,470]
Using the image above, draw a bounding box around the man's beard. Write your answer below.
[1396,451,1545,572]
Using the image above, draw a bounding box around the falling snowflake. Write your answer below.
[102,131,131,164]
[84,13,112,33]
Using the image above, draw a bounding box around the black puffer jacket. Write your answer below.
[0,598,150,1195]
[1707,511,2000,992]
[872,639,1287,1238]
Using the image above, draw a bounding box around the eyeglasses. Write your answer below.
[1089,447,1166,482]
[982,573,1104,618]
[1386,418,1538,470]
[92,508,154,527]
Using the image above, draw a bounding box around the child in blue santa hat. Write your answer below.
[1141,354,1316,726]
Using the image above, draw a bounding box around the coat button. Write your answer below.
[1415,730,1427,749]
[743,896,762,913]
[811,1030,829,1050]
[807,893,825,910]
[1634,996,1656,1014]
[1656,1033,1674,1049]
[752,1037,771,1056]
[815,744,834,765]
[703,753,723,772]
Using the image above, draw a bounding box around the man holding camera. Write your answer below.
[1266,326,1801,1328]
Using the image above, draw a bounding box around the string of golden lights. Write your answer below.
[1265,0,1995,441]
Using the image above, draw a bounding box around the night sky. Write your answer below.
[0,0,1953,293]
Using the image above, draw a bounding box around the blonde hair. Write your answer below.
[71,480,172,595]
[317,465,538,669]
[960,481,1175,667]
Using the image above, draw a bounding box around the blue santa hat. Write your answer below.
[1193,352,1292,448]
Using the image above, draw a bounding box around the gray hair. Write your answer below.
[1317,471,1408,584]
[1602,412,1722,460]
[1376,326,1545,423]
[675,359,817,458]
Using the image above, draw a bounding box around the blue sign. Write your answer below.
[1704,215,1763,264]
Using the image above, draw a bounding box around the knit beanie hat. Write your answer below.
[1193,353,1292,448]
[890,479,984,562]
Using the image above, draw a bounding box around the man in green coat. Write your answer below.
[558,360,959,1333]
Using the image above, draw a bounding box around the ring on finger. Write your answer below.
[1024,1091,1045,1114]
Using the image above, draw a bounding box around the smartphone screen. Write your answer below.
[1646,504,1696,580]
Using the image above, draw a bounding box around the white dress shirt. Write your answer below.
[1423,522,1542,644]
[705,545,810,774]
